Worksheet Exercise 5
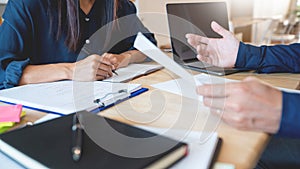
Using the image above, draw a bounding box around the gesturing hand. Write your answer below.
[186,21,240,68]
[196,77,283,134]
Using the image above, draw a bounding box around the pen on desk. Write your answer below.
[16,121,33,130]
[112,69,118,76]
[71,114,83,162]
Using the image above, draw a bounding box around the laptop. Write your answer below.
[166,2,242,76]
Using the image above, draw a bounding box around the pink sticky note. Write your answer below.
[0,104,23,123]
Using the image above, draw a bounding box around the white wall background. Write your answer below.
[0,0,7,4]
[135,0,231,46]
[253,0,290,18]
[135,0,293,45]
[0,0,7,16]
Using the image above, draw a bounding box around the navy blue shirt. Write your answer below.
[0,0,156,89]
[236,42,300,138]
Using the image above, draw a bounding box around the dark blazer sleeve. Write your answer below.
[276,91,300,138]
[0,0,33,89]
[235,42,300,73]
[108,0,157,54]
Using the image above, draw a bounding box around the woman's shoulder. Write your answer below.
[117,0,137,17]
[5,0,50,14]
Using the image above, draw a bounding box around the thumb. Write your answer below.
[243,76,259,82]
[211,21,230,38]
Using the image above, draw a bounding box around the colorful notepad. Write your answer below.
[0,109,26,134]
[0,104,22,123]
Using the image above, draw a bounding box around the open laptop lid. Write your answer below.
[166,2,229,64]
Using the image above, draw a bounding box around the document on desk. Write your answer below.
[136,125,220,169]
[0,81,142,115]
[104,63,163,82]
[152,74,237,100]
[134,32,195,84]
[0,151,25,169]
[134,32,202,102]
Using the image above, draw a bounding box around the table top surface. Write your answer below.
[2,68,300,169]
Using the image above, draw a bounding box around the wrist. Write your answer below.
[123,53,132,64]
[61,63,75,80]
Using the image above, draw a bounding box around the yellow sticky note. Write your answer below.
[0,111,26,134]
[21,111,26,117]
[0,122,15,128]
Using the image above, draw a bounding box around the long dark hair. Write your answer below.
[48,0,119,51]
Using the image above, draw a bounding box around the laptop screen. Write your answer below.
[166,2,229,63]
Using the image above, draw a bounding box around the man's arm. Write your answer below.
[236,43,300,73]
[277,91,300,138]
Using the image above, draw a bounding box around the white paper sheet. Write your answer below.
[0,81,141,115]
[104,64,163,82]
[0,151,25,169]
[134,32,196,84]
[136,125,219,169]
[134,32,200,102]
[151,74,237,100]
[34,114,61,125]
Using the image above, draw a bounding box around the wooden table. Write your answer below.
[2,69,300,169]
[100,69,299,169]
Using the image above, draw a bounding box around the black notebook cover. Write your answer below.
[0,111,187,169]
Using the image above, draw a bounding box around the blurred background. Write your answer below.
[1,0,300,47]
[133,0,300,48]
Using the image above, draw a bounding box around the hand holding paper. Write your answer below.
[134,32,201,101]
[134,32,196,84]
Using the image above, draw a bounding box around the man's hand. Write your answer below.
[186,21,240,68]
[196,77,283,134]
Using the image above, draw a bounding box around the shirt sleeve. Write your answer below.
[276,91,300,138]
[0,0,32,89]
[235,42,300,73]
[109,0,157,54]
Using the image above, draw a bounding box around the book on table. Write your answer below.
[0,111,188,169]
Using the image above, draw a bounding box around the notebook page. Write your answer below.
[104,64,163,82]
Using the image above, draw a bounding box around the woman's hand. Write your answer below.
[101,53,131,69]
[196,77,283,134]
[19,51,146,85]
[72,54,113,81]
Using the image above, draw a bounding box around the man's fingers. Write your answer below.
[196,84,229,97]
[203,97,227,110]
[211,21,231,38]
[197,55,212,65]
[186,34,209,48]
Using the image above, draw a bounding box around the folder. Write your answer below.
[0,111,188,169]
[0,81,147,116]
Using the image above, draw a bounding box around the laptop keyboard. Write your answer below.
[185,61,212,68]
